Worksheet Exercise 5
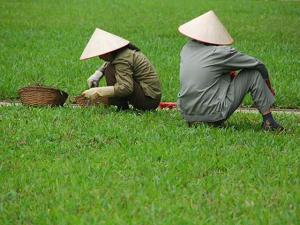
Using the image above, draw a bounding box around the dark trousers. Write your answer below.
[104,64,160,111]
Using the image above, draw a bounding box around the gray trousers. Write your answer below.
[225,69,275,119]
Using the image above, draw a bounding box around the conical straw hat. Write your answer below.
[80,28,130,60]
[178,10,233,45]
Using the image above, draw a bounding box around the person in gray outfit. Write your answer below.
[177,10,284,131]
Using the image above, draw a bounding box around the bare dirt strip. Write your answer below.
[1,100,299,115]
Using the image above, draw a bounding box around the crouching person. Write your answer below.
[80,28,161,111]
[177,11,284,131]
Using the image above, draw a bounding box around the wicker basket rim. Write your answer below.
[18,86,68,96]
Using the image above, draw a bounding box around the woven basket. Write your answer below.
[74,95,108,107]
[18,86,68,107]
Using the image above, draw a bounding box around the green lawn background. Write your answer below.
[0,0,299,107]
[1,1,300,224]
[1,107,300,224]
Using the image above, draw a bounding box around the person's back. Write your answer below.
[112,48,161,100]
[179,40,233,121]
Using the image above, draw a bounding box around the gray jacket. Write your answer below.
[178,40,268,122]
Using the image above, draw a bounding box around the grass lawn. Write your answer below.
[0,0,299,107]
[0,0,300,224]
[1,106,300,224]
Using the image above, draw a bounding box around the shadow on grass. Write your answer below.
[226,121,294,135]
[187,119,294,135]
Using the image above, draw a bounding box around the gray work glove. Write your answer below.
[87,70,103,88]
[87,63,108,88]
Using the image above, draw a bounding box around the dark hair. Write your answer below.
[127,43,140,51]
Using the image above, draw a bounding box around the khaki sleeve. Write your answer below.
[113,61,134,97]
[215,46,269,80]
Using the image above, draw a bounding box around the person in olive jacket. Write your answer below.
[81,28,161,111]
[177,11,284,131]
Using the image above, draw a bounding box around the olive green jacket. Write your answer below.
[109,48,161,100]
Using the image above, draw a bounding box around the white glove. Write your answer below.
[82,86,115,99]
[87,70,103,88]
[86,63,109,88]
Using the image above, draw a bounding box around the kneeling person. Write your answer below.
[81,28,161,111]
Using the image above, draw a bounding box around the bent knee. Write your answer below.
[238,69,264,82]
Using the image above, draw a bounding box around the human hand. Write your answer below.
[229,71,237,80]
[87,70,103,88]
[82,86,115,98]
[82,87,101,99]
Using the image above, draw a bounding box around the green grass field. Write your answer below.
[1,107,300,224]
[1,0,300,224]
[0,0,299,107]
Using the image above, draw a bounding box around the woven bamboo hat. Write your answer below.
[178,10,233,45]
[80,28,130,60]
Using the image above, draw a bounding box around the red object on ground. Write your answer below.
[159,102,177,109]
